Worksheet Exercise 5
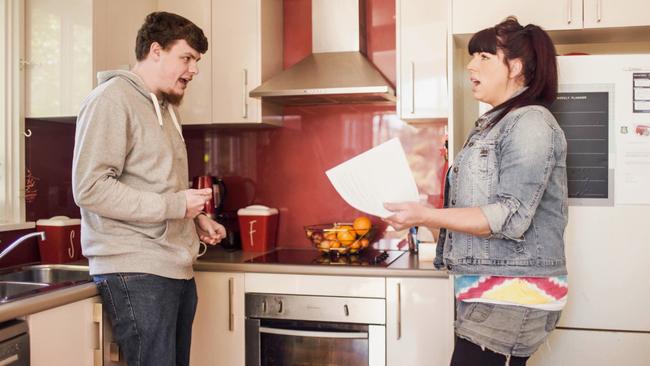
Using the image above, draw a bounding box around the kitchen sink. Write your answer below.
[0,281,49,303]
[0,264,91,284]
[0,264,91,303]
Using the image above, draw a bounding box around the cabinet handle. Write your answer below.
[397,282,402,340]
[410,61,415,114]
[93,303,103,366]
[597,0,602,22]
[242,69,248,119]
[566,0,572,24]
[228,277,234,332]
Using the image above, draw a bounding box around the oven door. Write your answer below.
[246,318,385,366]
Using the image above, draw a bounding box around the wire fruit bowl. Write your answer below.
[304,223,374,255]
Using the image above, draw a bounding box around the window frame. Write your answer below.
[0,0,32,231]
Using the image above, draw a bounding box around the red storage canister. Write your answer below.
[237,205,279,252]
[36,216,82,264]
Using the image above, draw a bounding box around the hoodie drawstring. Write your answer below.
[150,93,164,128]
[167,104,184,141]
[149,92,184,142]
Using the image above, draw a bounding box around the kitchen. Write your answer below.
[0,0,649,365]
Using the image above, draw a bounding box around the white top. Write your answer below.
[36,216,81,227]
[237,205,279,216]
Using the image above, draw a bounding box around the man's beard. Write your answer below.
[161,91,184,106]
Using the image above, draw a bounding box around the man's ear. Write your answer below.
[508,58,523,80]
[149,42,162,60]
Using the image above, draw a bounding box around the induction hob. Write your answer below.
[245,248,405,267]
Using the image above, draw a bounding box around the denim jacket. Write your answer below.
[434,104,569,277]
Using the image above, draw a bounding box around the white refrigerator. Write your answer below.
[529,54,650,365]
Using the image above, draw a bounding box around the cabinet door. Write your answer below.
[25,0,93,117]
[397,0,448,121]
[157,0,213,124]
[386,277,454,366]
[211,0,261,124]
[528,328,650,365]
[452,0,583,34]
[583,0,650,28]
[27,296,102,366]
[190,271,245,366]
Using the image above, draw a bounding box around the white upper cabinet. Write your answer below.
[210,0,282,125]
[453,0,650,35]
[25,0,156,118]
[583,0,650,28]
[157,0,212,124]
[452,0,583,34]
[25,0,93,117]
[397,0,448,121]
[211,0,261,124]
[158,0,282,125]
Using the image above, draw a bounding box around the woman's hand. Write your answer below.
[383,201,434,231]
[195,214,227,245]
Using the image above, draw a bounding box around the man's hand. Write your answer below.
[184,188,212,219]
[195,214,227,245]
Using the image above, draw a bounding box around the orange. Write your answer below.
[330,240,341,248]
[319,240,331,249]
[324,231,337,240]
[360,238,370,248]
[336,230,356,246]
[353,216,372,236]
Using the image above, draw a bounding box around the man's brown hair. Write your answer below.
[135,11,208,61]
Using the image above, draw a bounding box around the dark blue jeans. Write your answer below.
[93,273,198,366]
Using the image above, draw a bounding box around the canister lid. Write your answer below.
[237,205,279,216]
[36,215,81,227]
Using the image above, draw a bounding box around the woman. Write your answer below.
[385,17,568,366]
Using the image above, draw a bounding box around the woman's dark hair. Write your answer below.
[135,12,209,61]
[468,16,557,125]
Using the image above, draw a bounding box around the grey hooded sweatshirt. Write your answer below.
[72,70,199,279]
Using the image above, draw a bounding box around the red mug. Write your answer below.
[192,175,217,219]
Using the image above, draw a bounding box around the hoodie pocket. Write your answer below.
[100,218,168,240]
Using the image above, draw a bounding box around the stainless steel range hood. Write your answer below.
[249,0,395,106]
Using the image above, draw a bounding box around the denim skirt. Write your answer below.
[455,301,562,357]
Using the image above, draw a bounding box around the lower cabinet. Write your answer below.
[386,277,454,366]
[190,271,245,366]
[26,295,103,366]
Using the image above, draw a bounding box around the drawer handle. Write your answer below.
[397,282,402,340]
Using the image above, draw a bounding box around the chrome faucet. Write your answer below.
[0,231,46,260]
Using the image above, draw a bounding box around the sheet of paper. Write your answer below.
[325,138,420,218]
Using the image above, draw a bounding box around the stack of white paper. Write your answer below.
[325,138,420,218]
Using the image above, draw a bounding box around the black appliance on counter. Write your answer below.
[216,211,241,251]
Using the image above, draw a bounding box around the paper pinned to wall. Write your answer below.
[325,138,420,218]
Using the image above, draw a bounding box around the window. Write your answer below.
[0,0,28,228]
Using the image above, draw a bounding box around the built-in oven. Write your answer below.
[0,319,29,366]
[245,293,386,366]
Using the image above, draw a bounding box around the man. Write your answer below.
[72,12,225,366]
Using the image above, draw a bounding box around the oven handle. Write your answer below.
[259,326,368,339]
